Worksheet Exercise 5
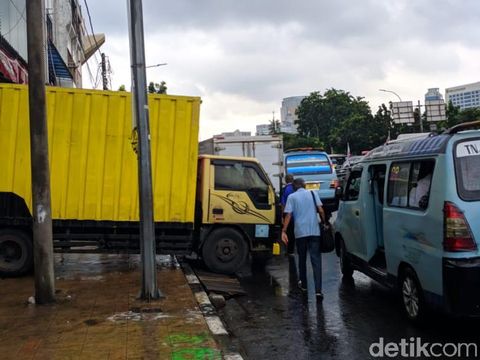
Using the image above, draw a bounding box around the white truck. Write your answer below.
[199,135,284,192]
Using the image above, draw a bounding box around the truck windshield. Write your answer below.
[455,139,480,200]
[285,154,332,175]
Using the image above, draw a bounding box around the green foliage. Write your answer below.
[148,81,167,94]
[282,133,324,151]
[118,84,126,91]
[295,89,391,154]
[269,119,281,134]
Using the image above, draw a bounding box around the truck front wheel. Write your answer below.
[202,228,248,274]
[0,229,33,277]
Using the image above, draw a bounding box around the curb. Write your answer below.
[180,261,245,360]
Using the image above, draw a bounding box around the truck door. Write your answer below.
[208,160,275,225]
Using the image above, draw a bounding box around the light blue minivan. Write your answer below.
[334,121,480,322]
[284,149,339,216]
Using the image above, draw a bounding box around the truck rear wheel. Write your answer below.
[0,229,33,277]
[202,228,248,274]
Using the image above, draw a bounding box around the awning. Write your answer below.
[47,41,73,80]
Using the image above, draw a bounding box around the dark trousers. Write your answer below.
[286,220,295,254]
[296,236,322,292]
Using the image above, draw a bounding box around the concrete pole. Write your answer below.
[26,0,55,304]
[126,0,161,300]
[101,53,108,90]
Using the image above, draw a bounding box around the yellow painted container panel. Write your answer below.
[0,84,200,223]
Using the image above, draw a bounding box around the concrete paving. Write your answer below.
[0,254,221,359]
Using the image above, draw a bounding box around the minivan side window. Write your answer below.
[344,170,362,201]
[387,160,435,210]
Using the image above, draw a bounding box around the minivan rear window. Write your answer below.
[455,139,480,201]
[285,154,332,175]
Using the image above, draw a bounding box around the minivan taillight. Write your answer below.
[443,201,477,252]
[330,179,339,189]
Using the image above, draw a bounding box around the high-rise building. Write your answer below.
[280,96,305,134]
[445,82,480,110]
[256,124,270,136]
[424,88,443,101]
[0,0,104,87]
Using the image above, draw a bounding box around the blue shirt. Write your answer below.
[284,188,322,239]
[281,183,294,207]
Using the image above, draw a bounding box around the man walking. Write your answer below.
[281,178,328,299]
[281,174,295,255]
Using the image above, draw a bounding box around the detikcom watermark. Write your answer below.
[369,337,478,358]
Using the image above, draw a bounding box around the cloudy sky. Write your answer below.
[85,0,480,139]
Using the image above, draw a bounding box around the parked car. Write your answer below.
[284,148,340,216]
[334,121,480,322]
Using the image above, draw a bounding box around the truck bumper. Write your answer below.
[443,257,480,317]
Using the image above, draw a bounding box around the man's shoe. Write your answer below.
[298,281,307,292]
[316,292,324,300]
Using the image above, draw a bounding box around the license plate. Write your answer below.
[306,183,320,190]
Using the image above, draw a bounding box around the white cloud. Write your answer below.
[85,0,480,139]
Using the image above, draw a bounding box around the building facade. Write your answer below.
[219,129,251,137]
[256,124,270,136]
[280,96,305,134]
[0,0,104,87]
[445,82,480,110]
[424,88,443,101]
[0,0,28,83]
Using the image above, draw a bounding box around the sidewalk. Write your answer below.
[0,254,222,359]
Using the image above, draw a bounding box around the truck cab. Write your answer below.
[196,155,280,274]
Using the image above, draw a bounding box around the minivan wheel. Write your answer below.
[400,267,425,323]
[339,240,354,278]
[0,229,33,277]
[202,228,248,274]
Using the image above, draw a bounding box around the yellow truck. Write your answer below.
[0,84,280,276]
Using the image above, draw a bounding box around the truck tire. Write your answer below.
[0,229,33,277]
[202,228,248,274]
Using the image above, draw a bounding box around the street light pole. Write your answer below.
[379,89,402,102]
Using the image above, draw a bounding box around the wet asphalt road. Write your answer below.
[218,253,480,360]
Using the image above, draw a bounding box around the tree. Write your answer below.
[282,133,324,151]
[118,85,126,91]
[148,81,167,94]
[296,89,386,154]
[269,119,281,134]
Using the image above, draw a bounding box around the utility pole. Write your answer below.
[101,53,108,90]
[127,0,161,300]
[26,0,55,304]
[418,100,424,133]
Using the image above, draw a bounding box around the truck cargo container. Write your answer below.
[199,135,284,193]
[0,84,279,276]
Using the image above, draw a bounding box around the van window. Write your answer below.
[388,163,410,207]
[455,139,480,201]
[285,154,332,175]
[344,170,362,201]
[387,160,435,210]
[214,162,270,207]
